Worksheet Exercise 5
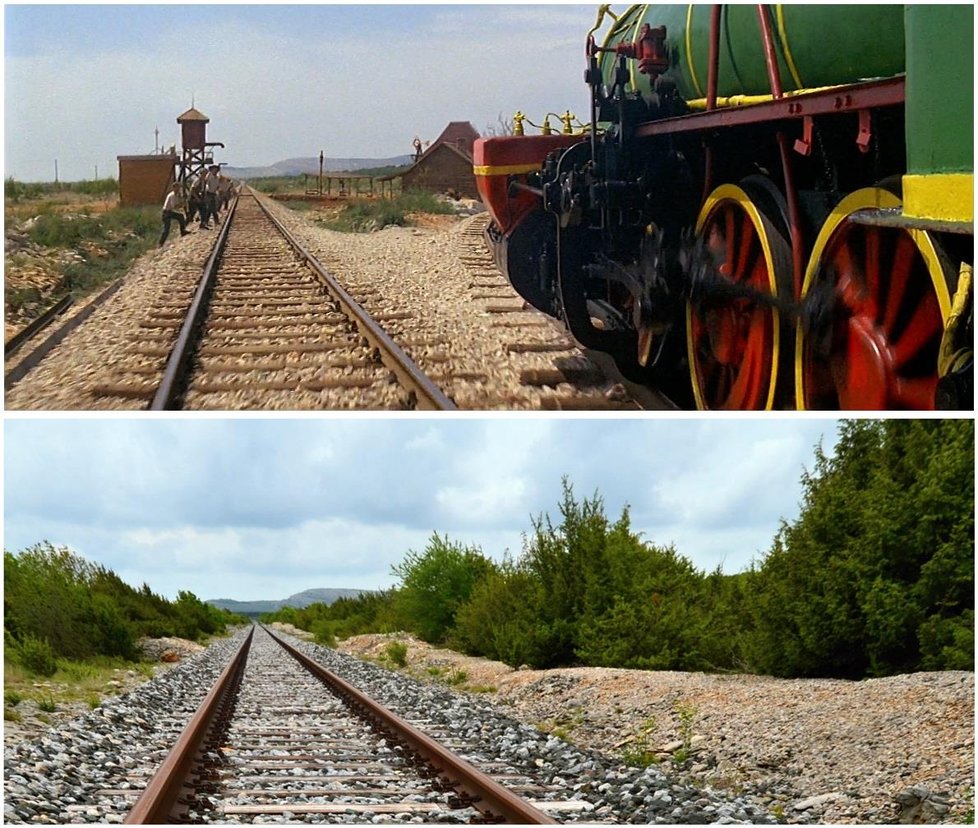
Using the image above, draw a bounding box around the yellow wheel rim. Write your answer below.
[795,188,952,410]
[686,184,785,410]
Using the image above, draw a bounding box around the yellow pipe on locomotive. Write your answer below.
[685,85,842,110]
[513,111,588,137]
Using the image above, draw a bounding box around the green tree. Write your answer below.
[453,563,557,667]
[746,420,974,677]
[390,534,496,643]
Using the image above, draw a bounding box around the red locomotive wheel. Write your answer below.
[687,185,788,410]
[796,189,951,410]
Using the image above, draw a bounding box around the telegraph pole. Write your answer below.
[54,159,59,184]
[319,149,324,196]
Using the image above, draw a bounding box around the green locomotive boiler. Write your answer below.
[474,5,973,410]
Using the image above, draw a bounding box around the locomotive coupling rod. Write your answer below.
[264,627,556,824]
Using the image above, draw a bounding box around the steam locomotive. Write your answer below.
[474,5,973,409]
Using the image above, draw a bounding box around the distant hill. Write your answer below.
[207,587,368,616]
[224,156,412,179]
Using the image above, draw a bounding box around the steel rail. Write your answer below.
[125,627,254,824]
[250,189,458,411]
[148,196,240,410]
[4,280,125,390]
[4,295,73,358]
[264,626,556,824]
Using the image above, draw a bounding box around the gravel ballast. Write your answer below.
[335,632,974,825]
[4,627,972,824]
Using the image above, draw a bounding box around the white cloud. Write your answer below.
[5,418,838,599]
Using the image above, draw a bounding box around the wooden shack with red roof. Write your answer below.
[400,121,481,199]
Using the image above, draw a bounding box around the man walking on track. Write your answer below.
[159,181,189,247]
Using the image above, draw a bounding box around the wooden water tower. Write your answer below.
[176,105,224,181]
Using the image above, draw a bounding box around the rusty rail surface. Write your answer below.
[251,190,457,411]
[149,195,240,410]
[4,295,73,358]
[5,281,124,390]
[125,627,254,824]
[263,626,556,825]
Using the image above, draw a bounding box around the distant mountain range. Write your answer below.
[207,587,368,616]
[224,156,413,179]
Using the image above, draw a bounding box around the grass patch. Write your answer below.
[384,642,408,668]
[537,708,588,744]
[4,689,23,706]
[445,668,468,686]
[621,716,659,768]
[4,654,155,708]
[4,707,22,722]
[5,200,159,323]
[672,700,698,765]
[5,285,45,315]
[317,190,455,232]
[36,696,57,713]
[57,207,159,299]
[5,177,118,203]
[466,684,497,694]
[4,196,160,322]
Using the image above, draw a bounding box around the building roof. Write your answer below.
[408,141,476,171]
[433,121,480,147]
[416,122,481,164]
[177,107,210,123]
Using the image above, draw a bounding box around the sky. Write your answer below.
[5,4,600,182]
[4,417,841,601]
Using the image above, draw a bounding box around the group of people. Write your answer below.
[159,165,237,247]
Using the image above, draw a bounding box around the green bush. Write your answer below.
[90,593,138,660]
[746,420,974,678]
[311,619,337,648]
[37,696,57,713]
[918,611,975,670]
[70,178,118,197]
[256,422,974,681]
[384,641,408,667]
[4,544,246,667]
[261,590,397,641]
[18,635,57,676]
[5,177,51,202]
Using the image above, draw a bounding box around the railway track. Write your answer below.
[146,193,453,410]
[5,191,669,409]
[5,194,453,410]
[121,627,586,824]
[5,628,784,825]
[451,215,662,410]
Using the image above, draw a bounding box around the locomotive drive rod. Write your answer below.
[683,241,835,335]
